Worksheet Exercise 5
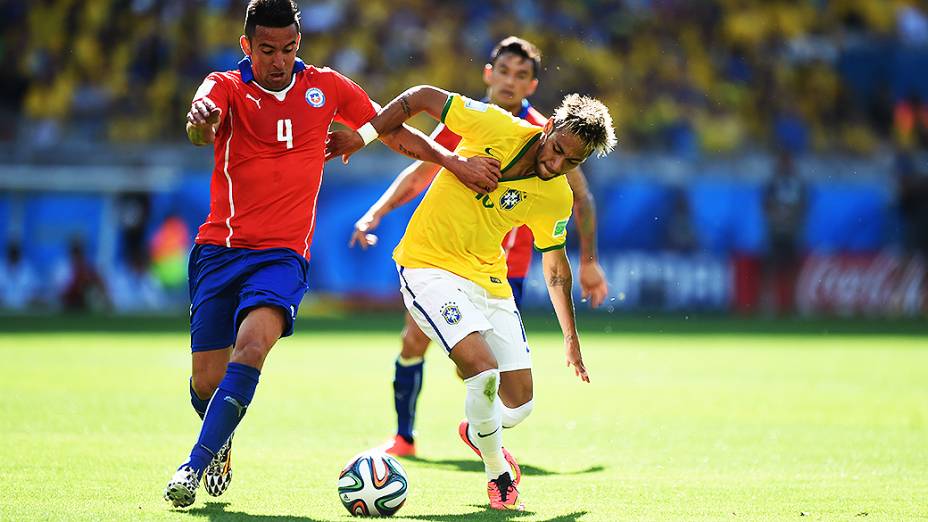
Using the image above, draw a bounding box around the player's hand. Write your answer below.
[325,129,365,164]
[579,259,609,308]
[349,211,382,250]
[565,335,590,383]
[444,155,501,195]
[187,98,221,127]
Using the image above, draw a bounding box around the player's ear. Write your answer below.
[482,64,493,86]
[240,35,251,57]
[295,32,301,51]
[526,78,539,97]
[543,118,554,134]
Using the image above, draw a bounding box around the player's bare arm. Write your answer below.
[542,248,589,383]
[565,167,609,308]
[325,85,501,194]
[349,160,442,250]
[186,98,221,146]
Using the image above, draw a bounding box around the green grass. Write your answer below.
[1,323,926,521]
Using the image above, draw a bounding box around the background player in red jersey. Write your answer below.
[164,0,501,508]
[348,37,610,457]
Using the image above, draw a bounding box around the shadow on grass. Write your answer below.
[184,501,326,521]
[408,505,589,521]
[403,457,605,478]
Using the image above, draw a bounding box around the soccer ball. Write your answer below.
[337,450,408,517]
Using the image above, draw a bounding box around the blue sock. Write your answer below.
[394,358,424,443]
[184,362,260,476]
[189,377,209,420]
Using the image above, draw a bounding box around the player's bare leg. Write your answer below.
[450,333,521,510]
[385,313,430,457]
[165,307,284,508]
[191,348,230,405]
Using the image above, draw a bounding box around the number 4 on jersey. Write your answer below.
[277,119,293,149]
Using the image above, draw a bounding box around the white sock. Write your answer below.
[501,399,534,429]
[463,369,507,480]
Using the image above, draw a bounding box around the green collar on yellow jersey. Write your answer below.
[499,132,543,181]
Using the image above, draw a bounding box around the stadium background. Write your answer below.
[1,2,927,521]
[0,0,926,319]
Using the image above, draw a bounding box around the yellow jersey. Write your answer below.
[393,94,573,298]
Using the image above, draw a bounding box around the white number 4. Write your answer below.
[277,119,293,149]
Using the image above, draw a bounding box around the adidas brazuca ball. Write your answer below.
[337,450,408,516]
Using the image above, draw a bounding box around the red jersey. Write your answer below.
[192,58,376,260]
[432,99,548,278]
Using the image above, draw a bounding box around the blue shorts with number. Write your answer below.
[188,244,310,352]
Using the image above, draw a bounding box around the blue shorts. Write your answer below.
[188,244,310,352]
[508,277,525,309]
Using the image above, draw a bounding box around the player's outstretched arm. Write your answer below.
[542,248,590,383]
[566,167,609,308]
[186,98,221,146]
[349,160,442,249]
[324,85,451,163]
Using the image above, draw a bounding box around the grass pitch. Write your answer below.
[0,316,926,521]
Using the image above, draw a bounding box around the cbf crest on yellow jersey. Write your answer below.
[393,94,573,298]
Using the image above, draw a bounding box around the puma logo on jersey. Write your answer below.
[245,94,262,109]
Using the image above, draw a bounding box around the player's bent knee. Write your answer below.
[191,371,223,399]
[230,340,272,368]
[501,399,534,429]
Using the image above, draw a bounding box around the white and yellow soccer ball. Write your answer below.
[337,449,408,517]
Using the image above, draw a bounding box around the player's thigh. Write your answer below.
[448,331,499,379]
[231,306,287,370]
[236,250,309,343]
[400,311,431,358]
[397,266,492,356]
[483,299,532,374]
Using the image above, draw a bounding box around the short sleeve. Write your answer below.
[431,123,462,151]
[440,94,519,145]
[331,69,378,130]
[526,189,573,252]
[192,72,232,118]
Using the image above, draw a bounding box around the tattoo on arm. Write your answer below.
[400,95,412,117]
[548,274,570,287]
[398,144,421,160]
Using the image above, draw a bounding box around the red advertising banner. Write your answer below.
[796,253,927,317]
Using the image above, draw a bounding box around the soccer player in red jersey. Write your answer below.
[164,0,500,508]
[348,37,609,458]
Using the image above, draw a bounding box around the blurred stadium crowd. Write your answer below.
[1,0,927,317]
[4,0,928,153]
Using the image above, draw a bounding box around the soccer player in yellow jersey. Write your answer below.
[326,87,616,510]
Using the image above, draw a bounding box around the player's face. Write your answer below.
[534,125,589,181]
[240,24,301,91]
[483,53,538,112]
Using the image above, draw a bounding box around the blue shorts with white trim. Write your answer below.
[188,244,309,352]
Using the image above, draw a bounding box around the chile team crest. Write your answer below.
[305,87,325,108]
[440,302,462,325]
[499,189,525,210]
